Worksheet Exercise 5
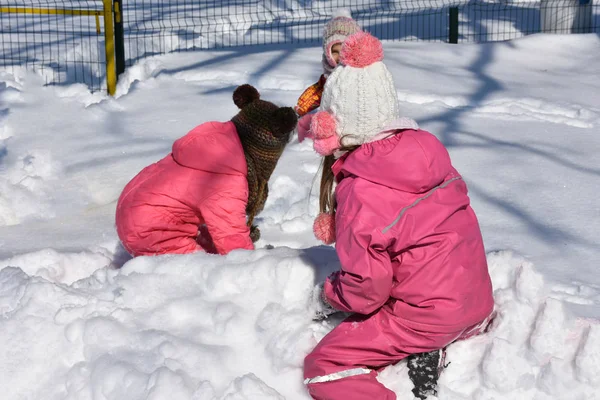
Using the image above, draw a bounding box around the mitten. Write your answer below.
[297,112,314,143]
[250,225,261,243]
[197,225,218,254]
[311,282,337,321]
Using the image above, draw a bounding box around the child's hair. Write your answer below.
[318,142,360,219]
[319,155,337,216]
[318,130,398,220]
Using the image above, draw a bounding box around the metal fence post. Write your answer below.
[103,0,116,95]
[113,0,125,77]
[449,7,459,43]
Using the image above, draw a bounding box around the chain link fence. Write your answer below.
[0,0,110,91]
[1,0,598,92]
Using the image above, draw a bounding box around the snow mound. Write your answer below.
[0,247,335,399]
[1,248,599,399]
[0,248,113,285]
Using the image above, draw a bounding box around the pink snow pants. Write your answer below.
[304,308,495,400]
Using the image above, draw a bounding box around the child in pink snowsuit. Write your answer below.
[116,85,297,256]
[302,32,495,400]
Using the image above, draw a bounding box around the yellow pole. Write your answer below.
[103,0,116,96]
[0,7,101,17]
[0,7,101,35]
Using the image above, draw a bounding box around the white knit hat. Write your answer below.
[317,31,416,149]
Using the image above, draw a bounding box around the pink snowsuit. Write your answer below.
[304,129,494,399]
[116,121,254,256]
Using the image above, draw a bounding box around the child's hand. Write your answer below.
[297,113,314,143]
[311,282,338,321]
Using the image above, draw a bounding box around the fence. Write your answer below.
[0,0,119,93]
[1,0,598,93]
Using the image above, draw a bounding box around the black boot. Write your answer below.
[407,348,447,399]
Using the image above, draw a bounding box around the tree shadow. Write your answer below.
[152,41,313,79]
[60,110,174,174]
[456,130,600,177]
[467,180,598,250]
[409,5,598,253]
[64,145,171,173]
[418,45,501,147]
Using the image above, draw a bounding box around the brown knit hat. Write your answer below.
[231,84,297,240]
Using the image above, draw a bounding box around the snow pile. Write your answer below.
[1,247,599,399]
[444,251,599,399]
[0,248,114,285]
[0,247,335,399]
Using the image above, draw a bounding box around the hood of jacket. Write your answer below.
[172,121,247,176]
[333,129,453,194]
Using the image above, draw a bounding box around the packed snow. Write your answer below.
[1,33,599,399]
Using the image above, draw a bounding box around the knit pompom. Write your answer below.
[340,31,383,68]
[313,213,336,244]
[233,84,260,109]
[314,135,341,156]
[311,111,337,139]
[270,107,298,140]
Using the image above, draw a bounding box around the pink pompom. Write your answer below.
[313,213,336,244]
[310,111,337,139]
[340,31,383,68]
[314,134,341,156]
[311,111,340,155]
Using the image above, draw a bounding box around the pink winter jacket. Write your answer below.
[324,129,494,333]
[116,121,254,256]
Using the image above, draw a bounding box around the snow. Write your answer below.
[1,32,600,399]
